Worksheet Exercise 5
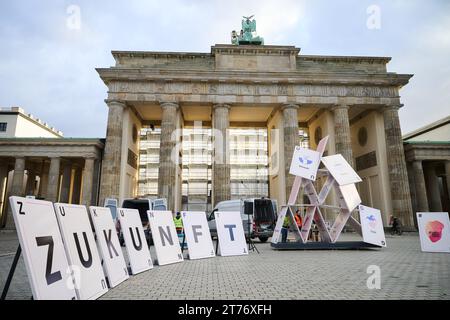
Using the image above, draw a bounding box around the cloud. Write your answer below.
[0,0,449,137]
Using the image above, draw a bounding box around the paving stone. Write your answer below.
[1,231,449,300]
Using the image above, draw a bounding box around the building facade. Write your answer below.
[0,107,104,229]
[96,43,415,228]
[404,116,450,223]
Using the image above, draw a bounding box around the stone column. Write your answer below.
[5,157,26,229]
[412,161,429,212]
[0,164,9,228]
[81,158,95,207]
[99,100,126,205]
[383,105,414,227]
[212,104,231,206]
[46,157,61,203]
[25,169,37,196]
[445,161,450,201]
[157,102,180,211]
[332,105,354,166]
[59,162,72,203]
[282,104,300,201]
[38,161,49,199]
[424,163,443,212]
[71,166,82,204]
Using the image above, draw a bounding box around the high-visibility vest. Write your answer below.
[283,216,290,228]
[295,214,302,227]
[174,216,183,228]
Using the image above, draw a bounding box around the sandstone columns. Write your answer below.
[38,161,49,199]
[71,166,82,204]
[212,104,231,206]
[445,161,450,201]
[383,105,414,227]
[46,157,61,202]
[424,164,443,212]
[5,157,25,229]
[99,100,126,205]
[59,163,72,203]
[158,102,180,211]
[333,105,354,166]
[282,104,299,200]
[412,161,429,212]
[81,158,95,206]
[0,165,8,216]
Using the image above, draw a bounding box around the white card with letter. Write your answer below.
[54,203,108,300]
[215,211,248,257]
[89,206,129,287]
[9,197,77,300]
[147,210,184,265]
[117,208,153,274]
[181,211,215,260]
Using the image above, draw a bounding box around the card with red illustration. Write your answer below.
[417,212,450,253]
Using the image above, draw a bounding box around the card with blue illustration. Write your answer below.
[289,146,321,181]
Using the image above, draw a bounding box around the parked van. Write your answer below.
[207,198,277,243]
[116,198,168,246]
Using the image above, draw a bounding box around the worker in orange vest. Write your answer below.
[294,209,303,230]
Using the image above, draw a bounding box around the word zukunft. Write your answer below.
[9,197,248,300]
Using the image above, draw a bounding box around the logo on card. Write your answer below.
[366,215,377,230]
[298,156,313,169]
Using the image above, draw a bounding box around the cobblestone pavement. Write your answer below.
[1,230,449,300]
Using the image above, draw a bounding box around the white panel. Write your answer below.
[417,212,450,253]
[117,208,153,274]
[289,147,321,181]
[147,210,184,265]
[215,211,248,256]
[321,154,362,186]
[337,183,362,212]
[8,197,77,300]
[181,211,215,260]
[89,206,129,287]
[359,205,387,247]
[54,203,108,300]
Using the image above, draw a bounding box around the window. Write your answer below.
[0,123,7,132]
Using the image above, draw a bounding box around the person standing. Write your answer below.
[173,212,183,234]
[281,215,290,243]
[294,209,303,231]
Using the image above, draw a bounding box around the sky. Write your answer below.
[0,0,449,137]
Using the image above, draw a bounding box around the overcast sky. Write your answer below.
[0,0,449,137]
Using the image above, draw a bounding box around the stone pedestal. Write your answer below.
[412,161,429,212]
[99,100,125,205]
[157,102,180,211]
[333,105,354,166]
[212,104,231,206]
[81,158,95,206]
[383,106,414,227]
[46,157,61,203]
[5,157,26,229]
[282,104,299,202]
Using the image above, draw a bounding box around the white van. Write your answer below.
[207,198,277,243]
